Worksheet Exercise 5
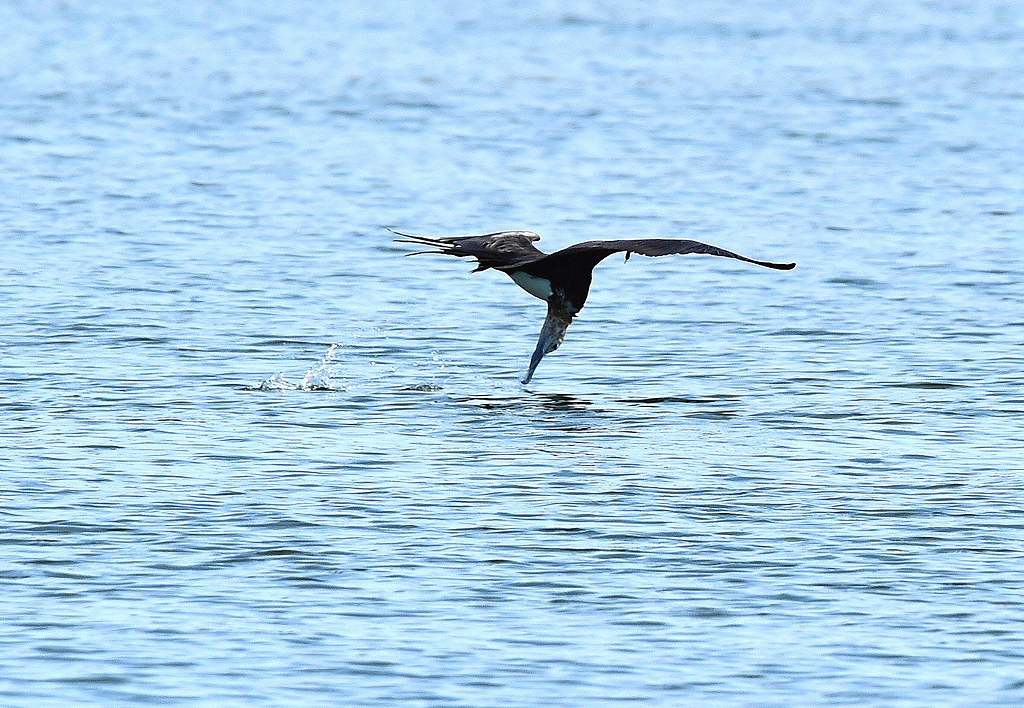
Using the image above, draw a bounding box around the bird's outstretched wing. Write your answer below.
[389,228,546,272]
[555,239,796,270]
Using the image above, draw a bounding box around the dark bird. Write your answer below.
[391,228,795,384]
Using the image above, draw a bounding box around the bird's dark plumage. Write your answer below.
[390,228,795,383]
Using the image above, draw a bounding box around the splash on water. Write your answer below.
[248,342,455,393]
[300,343,342,390]
[256,372,296,391]
[256,344,343,391]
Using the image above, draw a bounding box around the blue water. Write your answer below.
[3,1,1024,704]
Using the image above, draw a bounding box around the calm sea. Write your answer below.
[2,1,1023,704]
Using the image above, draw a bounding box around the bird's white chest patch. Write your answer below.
[509,271,553,301]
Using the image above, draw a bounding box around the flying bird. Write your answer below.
[391,227,795,384]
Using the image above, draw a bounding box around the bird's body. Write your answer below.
[392,228,795,383]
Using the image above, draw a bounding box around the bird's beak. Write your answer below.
[522,342,548,384]
[521,307,571,384]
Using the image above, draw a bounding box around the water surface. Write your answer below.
[2,1,1023,704]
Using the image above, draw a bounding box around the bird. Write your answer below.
[391,227,795,384]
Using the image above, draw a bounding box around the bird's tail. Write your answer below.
[387,228,464,256]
